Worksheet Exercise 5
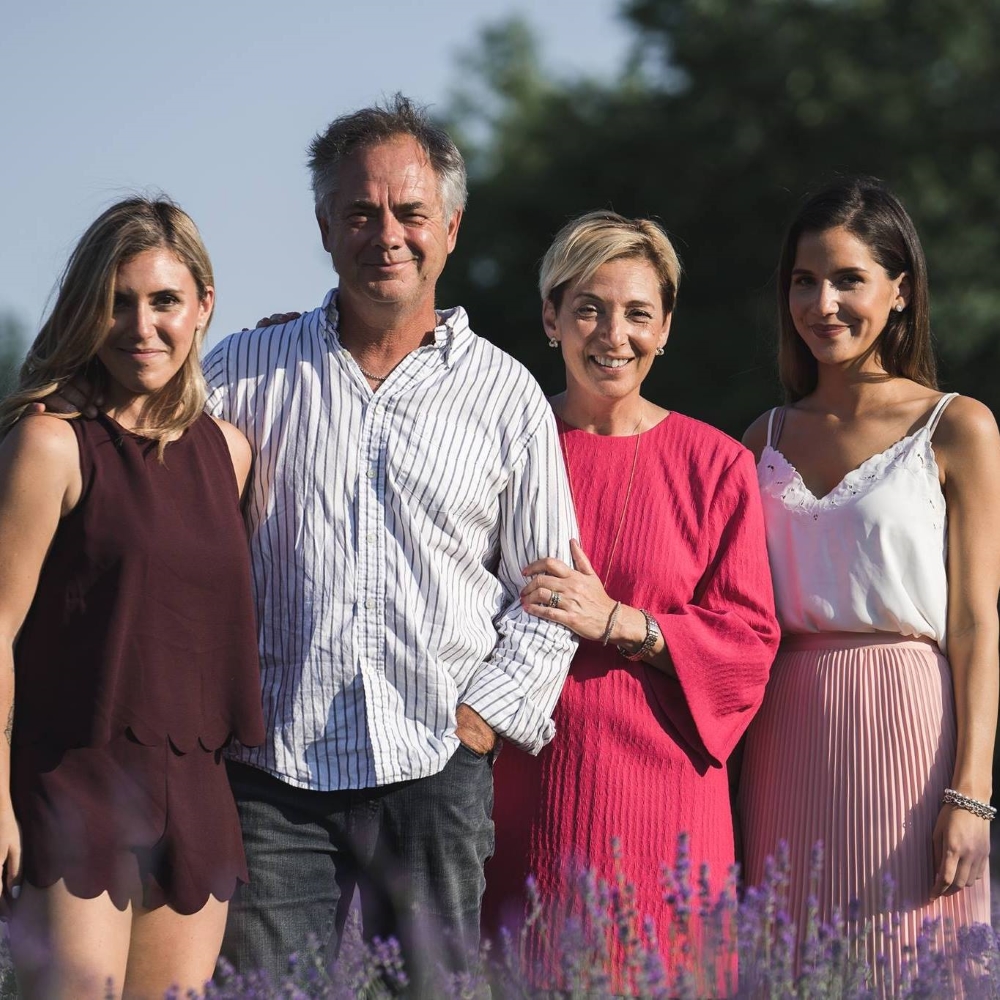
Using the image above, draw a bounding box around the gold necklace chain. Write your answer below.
[559,413,643,588]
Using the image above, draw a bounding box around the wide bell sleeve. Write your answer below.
[645,448,779,769]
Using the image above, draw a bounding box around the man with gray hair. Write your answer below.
[204,95,577,990]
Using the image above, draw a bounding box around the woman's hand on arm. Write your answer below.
[520,540,670,669]
[931,396,1000,897]
[0,415,80,915]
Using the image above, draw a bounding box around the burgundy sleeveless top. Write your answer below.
[14,412,265,752]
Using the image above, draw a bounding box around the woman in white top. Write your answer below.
[739,177,999,990]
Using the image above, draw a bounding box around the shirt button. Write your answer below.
[365,598,376,610]
[366,532,376,543]
[366,467,377,479]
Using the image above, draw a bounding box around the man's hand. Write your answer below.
[455,703,496,755]
[242,312,302,331]
[27,378,99,417]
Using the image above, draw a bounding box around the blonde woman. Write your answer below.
[484,212,779,986]
[0,198,264,999]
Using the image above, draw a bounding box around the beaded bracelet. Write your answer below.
[601,601,622,646]
[942,788,997,821]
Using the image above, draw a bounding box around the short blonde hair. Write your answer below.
[0,197,213,456]
[539,211,681,313]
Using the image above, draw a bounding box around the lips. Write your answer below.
[591,356,633,369]
[810,325,850,338]
[364,258,416,270]
[118,348,166,361]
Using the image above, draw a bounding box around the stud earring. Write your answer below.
[655,347,665,356]
[894,303,905,313]
[548,337,559,348]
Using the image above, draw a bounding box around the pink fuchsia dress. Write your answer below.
[740,393,990,991]
[484,412,779,988]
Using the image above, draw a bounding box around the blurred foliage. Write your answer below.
[438,0,1000,436]
[0,313,26,397]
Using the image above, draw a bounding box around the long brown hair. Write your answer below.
[0,197,214,453]
[777,177,936,401]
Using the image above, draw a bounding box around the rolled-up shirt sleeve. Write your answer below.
[461,409,579,753]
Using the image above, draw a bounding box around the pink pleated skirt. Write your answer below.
[739,632,990,991]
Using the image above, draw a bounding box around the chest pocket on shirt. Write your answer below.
[387,428,495,516]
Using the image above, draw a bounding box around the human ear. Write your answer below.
[542,298,559,344]
[197,286,215,331]
[316,209,332,253]
[657,311,673,351]
[445,208,463,253]
[895,273,911,311]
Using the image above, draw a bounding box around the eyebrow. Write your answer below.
[345,199,429,213]
[113,287,185,298]
[573,291,657,308]
[791,266,871,276]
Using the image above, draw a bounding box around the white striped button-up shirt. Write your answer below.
[204,290,578,791]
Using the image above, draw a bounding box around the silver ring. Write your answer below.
[547,591,561,609]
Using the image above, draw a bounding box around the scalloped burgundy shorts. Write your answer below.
[11,731,248,915]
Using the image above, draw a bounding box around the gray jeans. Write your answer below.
[221,746,496,995]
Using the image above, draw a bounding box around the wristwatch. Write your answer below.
[618,609,661,662]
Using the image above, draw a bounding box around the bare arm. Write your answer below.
[931,396,1000,896]
[211,417,253,499]
[0,416,81,912]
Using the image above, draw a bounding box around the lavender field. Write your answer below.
[3,834,997,999]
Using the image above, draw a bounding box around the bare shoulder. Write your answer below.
[210,416,252,492]
[742,410,774,461]
[210,416,250,455]
[0,414,81,513]
[935,395,999,449]
[933,395,1000,482]
[0,413,79,467]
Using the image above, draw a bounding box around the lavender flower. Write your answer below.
[4,834,999,998]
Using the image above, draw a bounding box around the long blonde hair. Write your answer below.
[0,197,214,453]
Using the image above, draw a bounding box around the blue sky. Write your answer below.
[0,0,632,345]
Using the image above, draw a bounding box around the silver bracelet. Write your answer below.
[618,609,661,662]
[600,601,622,646]
[942,788,997,821]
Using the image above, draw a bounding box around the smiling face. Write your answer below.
[789,226,909,373]
[544,257,671,406]
[97,247,213,416]
[317,135,461,318]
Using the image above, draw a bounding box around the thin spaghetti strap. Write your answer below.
[765,408,778,448]
[925,392,960,438]
[772,407,787,450]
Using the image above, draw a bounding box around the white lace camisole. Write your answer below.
[756,393,957,650]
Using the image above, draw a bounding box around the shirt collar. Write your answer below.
[320,288,471,369]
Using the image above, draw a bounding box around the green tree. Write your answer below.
[0,312,27,397]
[439,1,1000,435]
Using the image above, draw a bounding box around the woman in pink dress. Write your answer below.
[740,177,999,991]
[484,211,780,989]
